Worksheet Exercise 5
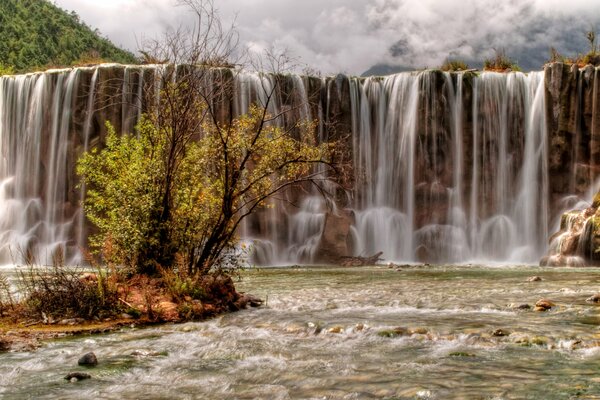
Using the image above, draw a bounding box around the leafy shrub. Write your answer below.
[160,266,207,302]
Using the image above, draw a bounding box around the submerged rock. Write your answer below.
[78,352,98,367]
[328,326,344,334]
[377,327,408,338]
[65,372,91,382]
[492,329,510,337]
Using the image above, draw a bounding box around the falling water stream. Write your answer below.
[2,265,600,399]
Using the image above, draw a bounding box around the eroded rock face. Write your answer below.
[315,209,355,263]
[541,192,600,266]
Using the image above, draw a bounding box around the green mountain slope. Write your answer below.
[0,0,137,73]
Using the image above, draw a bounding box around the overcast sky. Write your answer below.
[54,0,600,75]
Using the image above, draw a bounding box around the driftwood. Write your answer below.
[340,252,383,267]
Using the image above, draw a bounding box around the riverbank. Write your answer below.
[0,269,263,352]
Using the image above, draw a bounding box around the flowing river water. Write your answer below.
[2,265,600,399]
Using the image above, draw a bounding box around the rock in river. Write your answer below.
[65,372,91,382]
[534,299,555,311]
[78,352,98,367]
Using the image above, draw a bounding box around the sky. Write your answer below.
[53,0,600,75]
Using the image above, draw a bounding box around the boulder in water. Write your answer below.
[492,328,510,337]
[65,372,91,382]
[77,352,98,367]
[534,299,555,311]
[527,276,542,282]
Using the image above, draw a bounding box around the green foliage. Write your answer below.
[78,94,331,274]
[483,49,521,72]
[160,266,207,302]
[0,63,15,76]
[440,59,469,72]
[77,121,164,270]
[0,0,136,73]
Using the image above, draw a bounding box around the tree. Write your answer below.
[78,0,338,275]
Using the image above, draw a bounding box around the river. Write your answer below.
[2,265,600,399]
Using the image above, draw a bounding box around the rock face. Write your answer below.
[315,209,355,263]
[540,192,600,266]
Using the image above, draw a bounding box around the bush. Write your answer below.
[16,252,122,320]
[483,49,521,72]
[0,274,16,316]
[440,59,469,72]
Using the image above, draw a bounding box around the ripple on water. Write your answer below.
[3,265,600,398]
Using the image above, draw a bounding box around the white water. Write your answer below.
[3,265,600,399]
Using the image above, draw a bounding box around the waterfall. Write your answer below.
[0,64,591,265]
[349,71,550,263]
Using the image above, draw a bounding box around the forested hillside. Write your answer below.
[0,0,137,73]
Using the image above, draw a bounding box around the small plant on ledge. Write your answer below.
[440,59,470,72]
[483,48,521,72]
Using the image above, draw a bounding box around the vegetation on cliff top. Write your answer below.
[547,29,600,67]
[0,0,136,73]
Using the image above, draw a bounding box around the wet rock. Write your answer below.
[587,293,600,303]
[65,372,91,382]
[377,327,407,338]
[408,327,428,335]
[515,303,531,310]
[78,352,98,367]
[233,293,263,310]
[328,326,343,334]
[120,313,134,320]
[448,351,476,357]
[492,329,510,337]
[353,323,366,332]
[307,322,322,335]
[527,276,542,282]
[535,299,555,311]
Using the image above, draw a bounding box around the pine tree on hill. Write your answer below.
[0,0,137,73]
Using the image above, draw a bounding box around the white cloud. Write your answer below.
[54,0,600,75]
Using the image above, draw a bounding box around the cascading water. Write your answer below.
[0,64,591,265]
[348,70,549,263]
[0,70,81,264]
